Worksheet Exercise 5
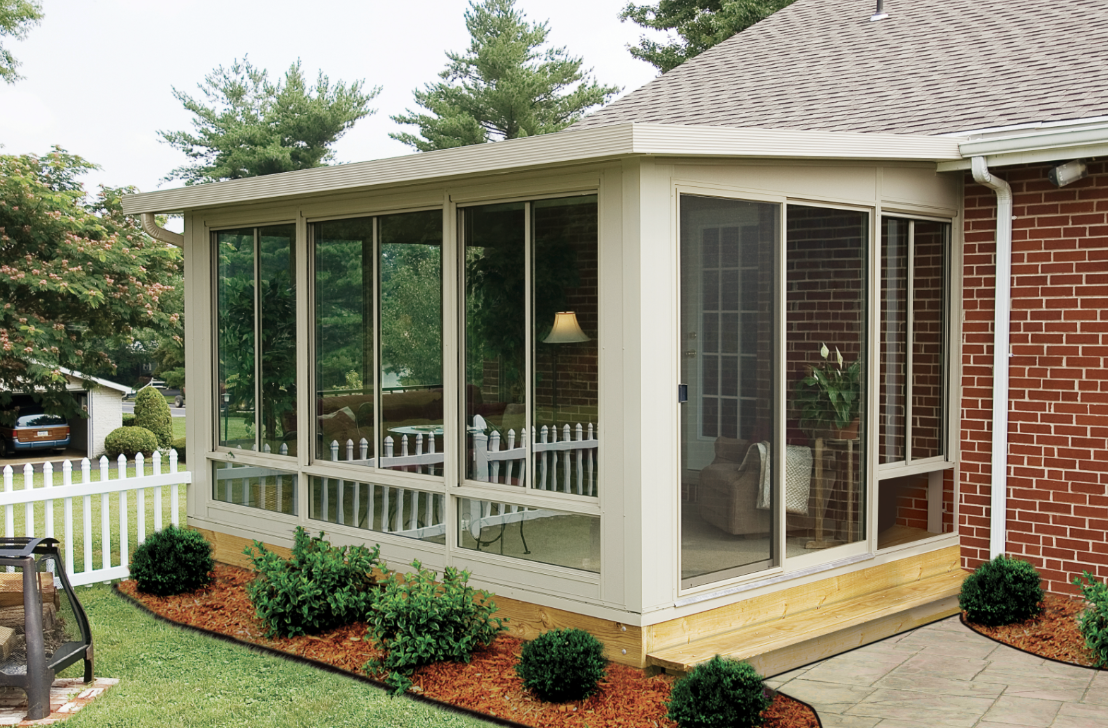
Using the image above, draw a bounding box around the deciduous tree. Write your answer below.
[0,0,41,84]
[621,0,795,73]
[391,0,619,152]
[160,58,379,185]
[0,148,180,423]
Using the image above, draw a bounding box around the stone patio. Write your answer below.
[0,678,118,726]
[767,616,1108,728]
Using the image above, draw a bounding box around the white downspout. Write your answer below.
[140,212,184,247]
[970,156,1012,560]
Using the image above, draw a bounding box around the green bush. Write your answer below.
[959,555,1044,626]
[130,525,214,596]
[104,426,158,459]
[172,436,186,463]
[667,656,771,728]
[134,386,172,449]
[244,527,381,638]
[1073,571,1108,667]
[516,628,606,702]
[121,413,136,427]
[365,560,507,695]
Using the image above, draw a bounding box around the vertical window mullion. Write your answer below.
[253,228,262,452]
[373,217,380,468]
[906,221,915,463]
[524,202,533,489]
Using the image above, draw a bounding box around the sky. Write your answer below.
[0,0,662,200]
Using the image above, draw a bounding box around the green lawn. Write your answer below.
[59,586,489,727]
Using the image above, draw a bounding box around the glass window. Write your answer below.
[458,497,599,573]
[309,476,444,542]
[312,210,444,474]
[877,470,955,549]
[213,461,297,515]
[215,225,296,455]
[880,218,949,464]
[463,196,599,497]
[785,206,867,555]
[680,195,778,587]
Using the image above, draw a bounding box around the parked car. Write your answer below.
[0,411,70,458]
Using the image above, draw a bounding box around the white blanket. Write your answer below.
[754,442,813,516]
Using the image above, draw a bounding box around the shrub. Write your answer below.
[104,426,158,459]
[121,413,136,427]
[667,656,771,728]
[959,555,1044,626]
[244,527,381,638]
[130,525,214,596]
[516,628,607,702]
[134,386,172,449]
[172,436,186,463]
[1073,571,1108,668]
[365,560,507,695]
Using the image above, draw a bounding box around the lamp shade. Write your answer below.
[543,311,589,344]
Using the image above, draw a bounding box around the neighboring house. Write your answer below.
[2,368,128,459]
[121,0,1108,676]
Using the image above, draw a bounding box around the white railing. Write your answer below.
[0,452,191,587]
[315,422,597,542]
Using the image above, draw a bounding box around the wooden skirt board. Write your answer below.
[196,527,963,670]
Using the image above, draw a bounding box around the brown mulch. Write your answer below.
[962,593,1102,668]
[117,564,821,728]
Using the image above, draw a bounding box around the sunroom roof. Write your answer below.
[121,123,962,215]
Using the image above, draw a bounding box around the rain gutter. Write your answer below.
[140,213,184,247]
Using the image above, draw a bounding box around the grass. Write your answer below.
[56,585,490,727]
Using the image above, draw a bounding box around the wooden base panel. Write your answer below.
[647,571,965,675]
[196,527,963,674]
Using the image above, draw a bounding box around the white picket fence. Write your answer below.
[0,452,191,587]
[315,421,598,541]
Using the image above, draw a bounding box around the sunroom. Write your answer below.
[123,123,968,674]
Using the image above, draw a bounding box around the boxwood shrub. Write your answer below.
[959,555,1044,626]
[516,628,607,702]
[104,426,158,459]
[130,525,213,596]
[667,656,771,728]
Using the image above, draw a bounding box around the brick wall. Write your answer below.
[961,160,1108,594]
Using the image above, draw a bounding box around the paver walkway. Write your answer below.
[766,615,1108,728]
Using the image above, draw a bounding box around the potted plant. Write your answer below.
[794,343,861,439]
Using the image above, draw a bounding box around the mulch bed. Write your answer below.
[117,564,820,728]
[962,593,1103,669]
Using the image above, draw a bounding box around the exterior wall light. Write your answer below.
[1048,160,1088,188]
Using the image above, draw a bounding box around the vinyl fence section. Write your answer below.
[318,422,598,540]
[0,451,191,587]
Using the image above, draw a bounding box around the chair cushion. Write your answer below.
[713,437,750,463]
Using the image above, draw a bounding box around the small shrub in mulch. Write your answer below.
[244,527,381,638]
[667,655,772,728]
[1073,571,1108,668]
[364,560,507,695]
[959,555,1044,626]
[516,628,607,702]
[130,525,213,596]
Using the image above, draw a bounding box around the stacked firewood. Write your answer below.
[0,573,62,661]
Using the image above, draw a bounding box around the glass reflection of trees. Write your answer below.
[216,225,296,453]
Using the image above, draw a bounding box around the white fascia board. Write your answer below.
[936,122,1108,172]
[122,123,964,215]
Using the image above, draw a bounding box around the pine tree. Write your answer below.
[160,58,379,184]
[391,0,619,152]
[620,0,796,73]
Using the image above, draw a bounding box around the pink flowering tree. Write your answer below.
[0,148,182,424]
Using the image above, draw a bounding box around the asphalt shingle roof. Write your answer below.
[575,0,1108,136]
